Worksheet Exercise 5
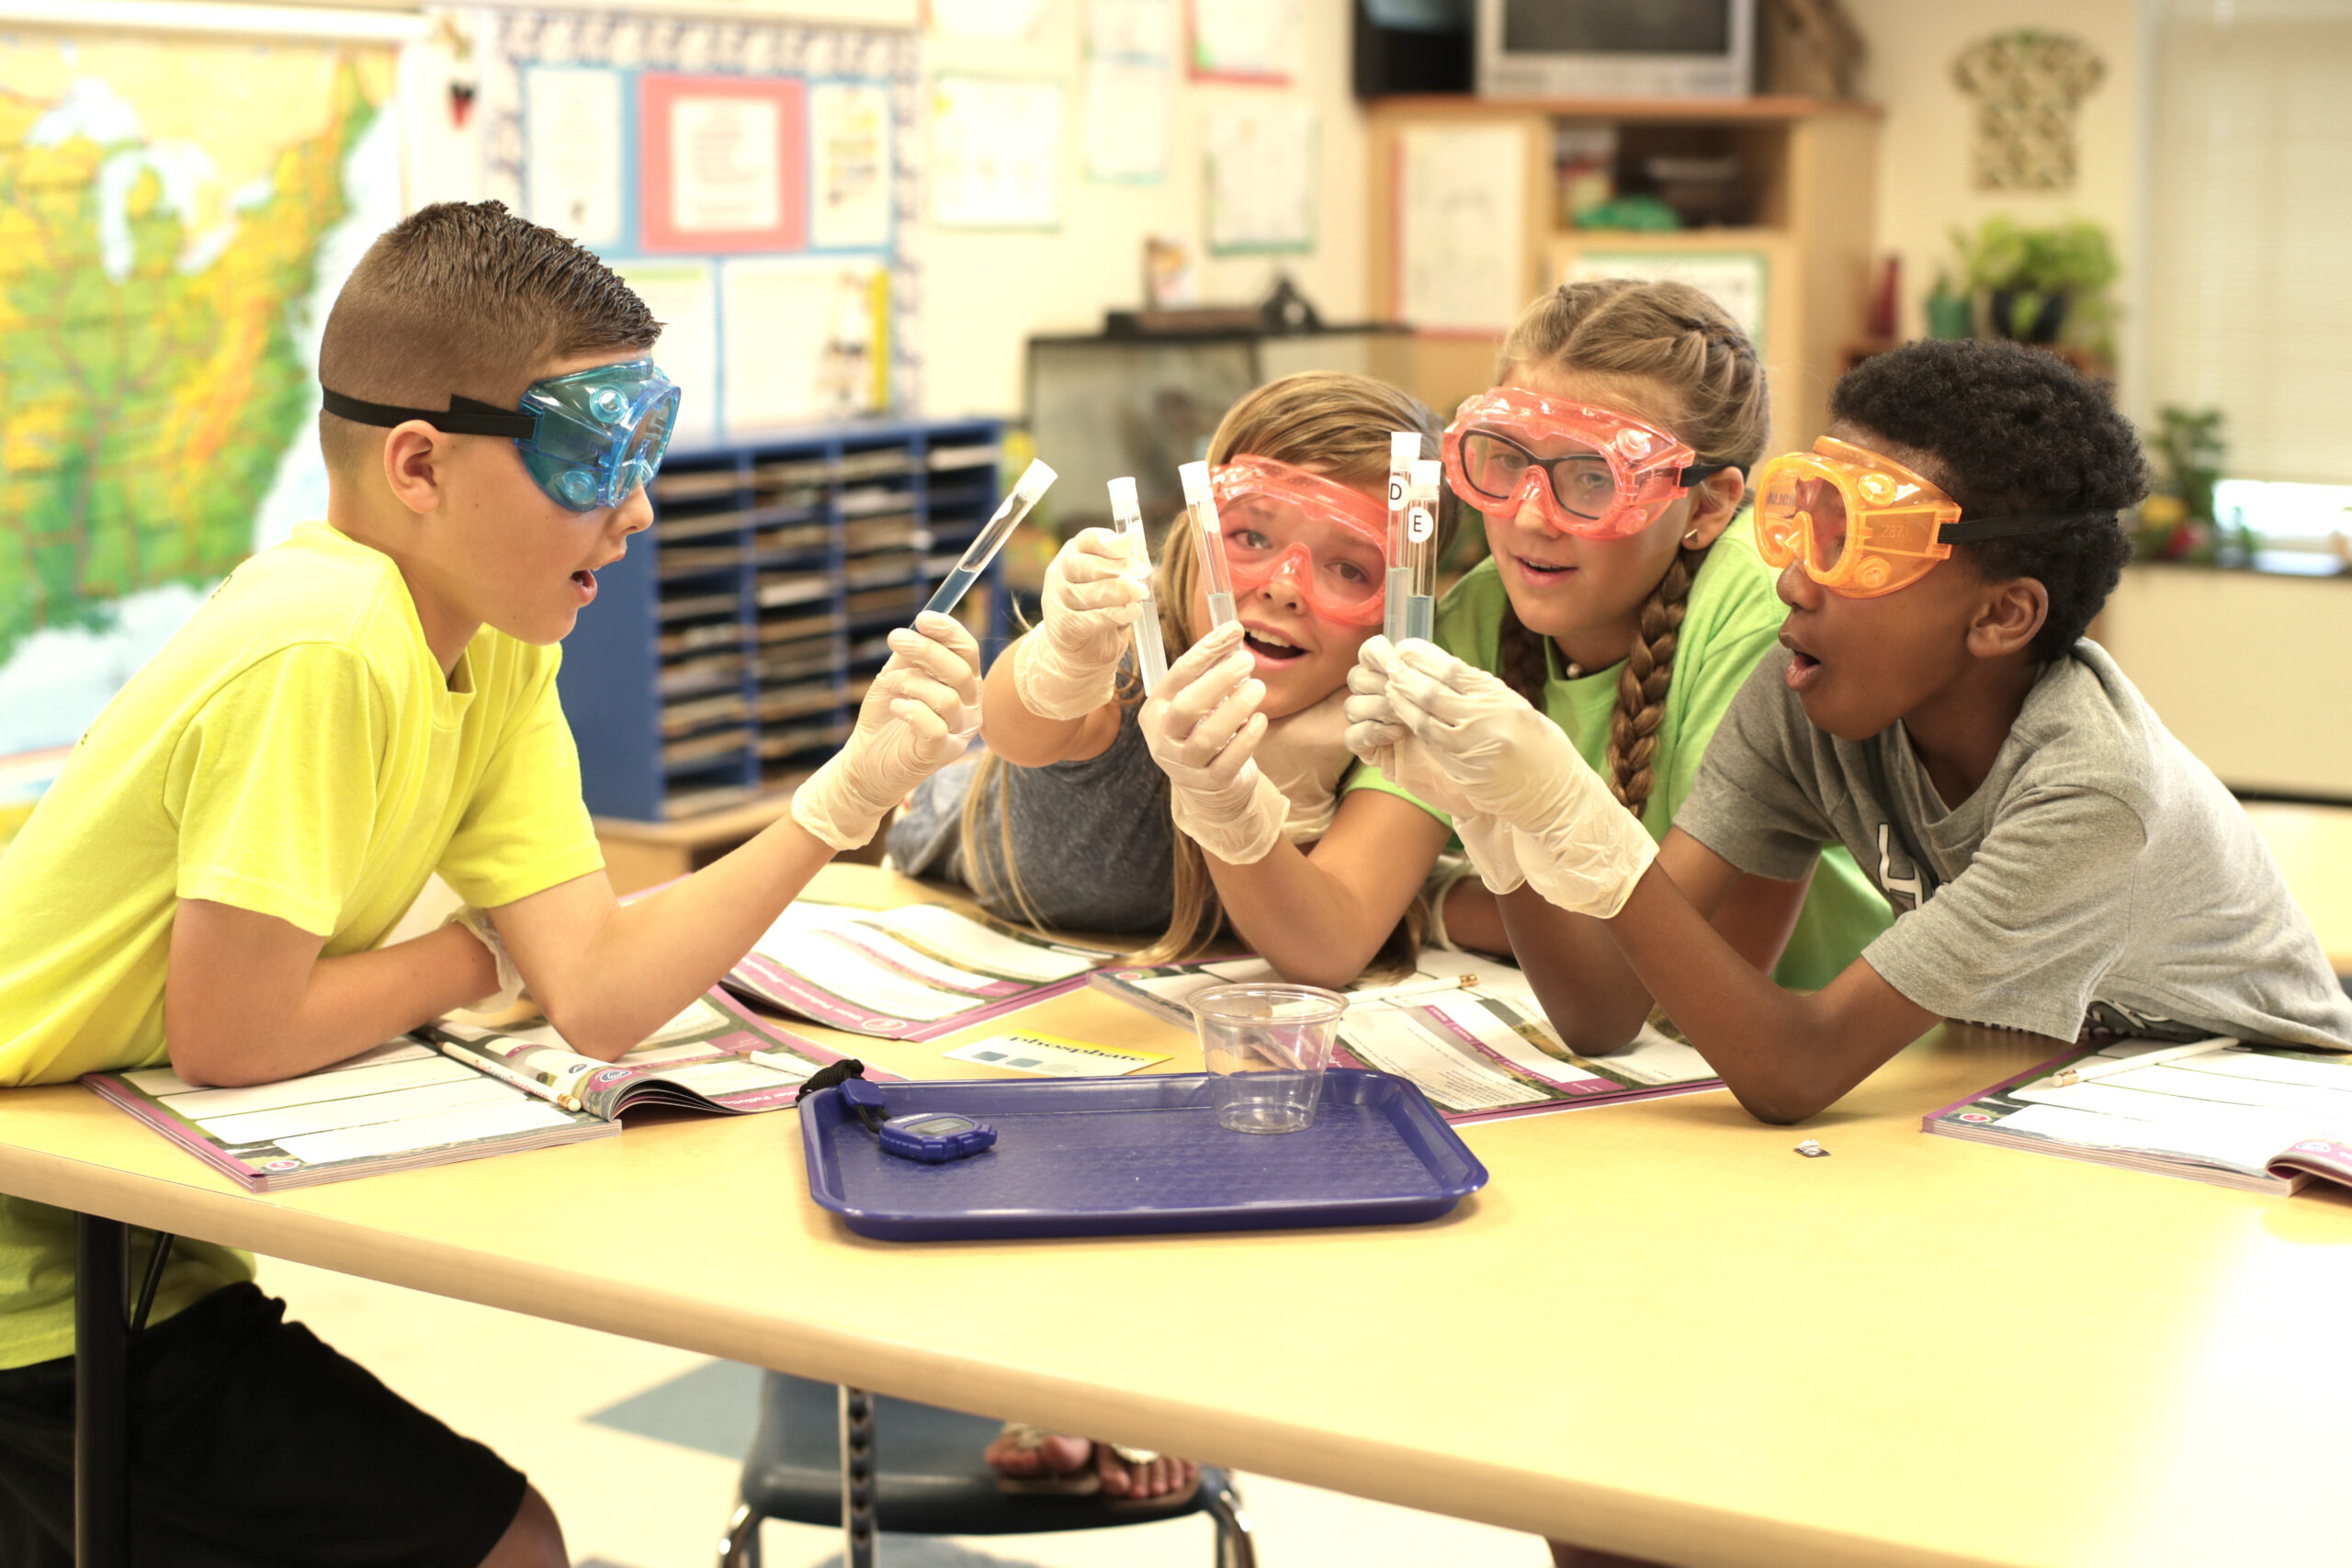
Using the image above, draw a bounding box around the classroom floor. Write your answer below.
[261,1259,1549,1568]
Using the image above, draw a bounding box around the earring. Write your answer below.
[1681,528,1703,547]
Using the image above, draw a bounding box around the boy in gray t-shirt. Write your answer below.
[1349,340,2352,1122]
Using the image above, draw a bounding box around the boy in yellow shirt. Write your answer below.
[0,202,980,1566]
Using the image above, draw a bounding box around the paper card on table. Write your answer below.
[610,258,718,445]
[810,81,894,251]
[524,65,624,248]
[943,1032,1170,1077]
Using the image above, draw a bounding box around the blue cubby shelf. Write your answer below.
[560,417,1008,822]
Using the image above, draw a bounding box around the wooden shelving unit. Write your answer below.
[557,418,1006,824]
[1366,96,1880,449]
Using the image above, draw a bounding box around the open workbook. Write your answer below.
[1924,1037,2352,1195]
[723,899,1120,1039]
[86,989,860,1192]
[1092,954,1722,1123]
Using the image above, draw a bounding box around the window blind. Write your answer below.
[2143,0,2352,485]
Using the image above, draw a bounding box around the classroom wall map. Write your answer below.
[0,33,396,753]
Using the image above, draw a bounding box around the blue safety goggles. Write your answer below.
[321,358,681,513]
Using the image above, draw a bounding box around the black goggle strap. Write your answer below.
[1673,460,1735,488]
[320,387,536,440]
[1940,510,2117,545]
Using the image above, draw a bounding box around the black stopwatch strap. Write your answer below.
[320,387,536,438]
[797,1058,888,1130]
[1942,510,2118,544]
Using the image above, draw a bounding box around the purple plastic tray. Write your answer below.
[799,1070,1489,1242]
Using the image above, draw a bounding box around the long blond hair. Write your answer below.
[963,371,1454,964]
[1489,279,1768,820]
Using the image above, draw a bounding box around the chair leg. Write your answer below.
[839,1385,877,1568]
[1205,1478,1257,1568]
[716,1498,763,1568]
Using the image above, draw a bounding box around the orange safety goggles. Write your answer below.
[1753,437,2086,599]
[1210,456,1392,626]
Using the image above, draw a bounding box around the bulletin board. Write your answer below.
[478,8,923,441]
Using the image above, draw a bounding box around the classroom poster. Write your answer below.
[608,259,719,446]
[1396,122,1526,333]
[720,254,888,430]
[639,73,807,252]
[1083,0,1171,183]
[809,80,893,250]
[930,73,1063,229]
[522,65,624,247]
[1204,100,1315,253]
[1187,0,1301,83]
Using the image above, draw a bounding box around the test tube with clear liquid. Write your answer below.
[1108,476,1169,693]
[1403,459,1442,643]
[1178,461,1238,630]
[922,458,1057,618]
[1383,431,1419,644]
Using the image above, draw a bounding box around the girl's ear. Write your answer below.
[1679,466,1747,549]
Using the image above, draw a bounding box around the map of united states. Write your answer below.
[0,40,388,670]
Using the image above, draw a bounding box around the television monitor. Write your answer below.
[1475,0,1756,100]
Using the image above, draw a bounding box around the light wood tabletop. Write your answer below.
[6,865,2352,1567]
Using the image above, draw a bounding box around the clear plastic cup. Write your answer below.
[1189,982,1346,1134]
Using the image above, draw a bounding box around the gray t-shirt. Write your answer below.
[886,698,1174,933]
[1676,642,2352,1047]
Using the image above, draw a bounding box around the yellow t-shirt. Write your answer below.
[0,523,605,1368]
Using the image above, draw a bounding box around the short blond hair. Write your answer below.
[316,200,660,474]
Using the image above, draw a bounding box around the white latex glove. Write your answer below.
[1255,687,1351,844]
[1376,638,1657,918]
[792,613,983,851]
[1141,620,1290,865]
[445,905,526,1012]
[1344,637,1529,894]
[1011,526,1150,720]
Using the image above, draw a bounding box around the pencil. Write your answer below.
[2046,1037,2235,1089]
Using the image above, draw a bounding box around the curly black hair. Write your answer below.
[1830,339,2149,661]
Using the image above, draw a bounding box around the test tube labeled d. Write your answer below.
[1383,431,1419,644]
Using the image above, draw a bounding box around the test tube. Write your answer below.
[1178,460,1238,630]
[922,457,1057,617]
[1109,477,1170,694]
[1383,431,1419,644]
[1403,458,1442,643]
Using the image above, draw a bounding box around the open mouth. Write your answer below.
[1513,553,1576,581]
[1781,637,1823,691]
[1242,626,1308,662]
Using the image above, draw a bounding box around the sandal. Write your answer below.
[989,1422,1102,1496]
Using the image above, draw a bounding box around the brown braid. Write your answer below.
[1494,598,1551,708]
[1604,544,1705,819]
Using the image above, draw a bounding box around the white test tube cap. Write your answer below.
[1410,458,1442,490]
[1013,457,1057,503]
[1390,431,1422,464]
[1107,476,1140,517]
[1178,460,1212,504]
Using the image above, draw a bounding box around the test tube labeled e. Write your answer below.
[1383,432,1419,644]
[1404,458,1442,644]
[1108,477,1169,693]
[1178,460,1238,630]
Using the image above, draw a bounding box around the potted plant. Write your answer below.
[1949,216,2118,344]
[2132,406,2249,565]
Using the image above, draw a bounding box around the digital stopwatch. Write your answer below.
[838,1077,997,1163]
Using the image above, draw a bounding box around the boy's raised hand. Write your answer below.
[1140,621,1291,865]
[792,612,983,851]
[1012,526,1150,720]
[1377,638,1657,919]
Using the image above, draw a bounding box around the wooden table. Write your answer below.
[11,866,2352,1567]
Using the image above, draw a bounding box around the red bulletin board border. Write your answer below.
[639,73,808,254]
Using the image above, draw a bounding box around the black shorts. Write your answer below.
[0,1281,526,1568]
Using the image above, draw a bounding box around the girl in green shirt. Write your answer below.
[1348,278,1889,988]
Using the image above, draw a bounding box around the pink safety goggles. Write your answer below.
[1441,387,1727,540]
[1209,456,1392,626]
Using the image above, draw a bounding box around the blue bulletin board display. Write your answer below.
[479,10,923,438]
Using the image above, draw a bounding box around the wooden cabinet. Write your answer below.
[1365,96,1879,449]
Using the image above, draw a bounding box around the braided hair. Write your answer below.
[1488,279,1769,821]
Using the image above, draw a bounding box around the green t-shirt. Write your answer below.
[1347,525,1891,989]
